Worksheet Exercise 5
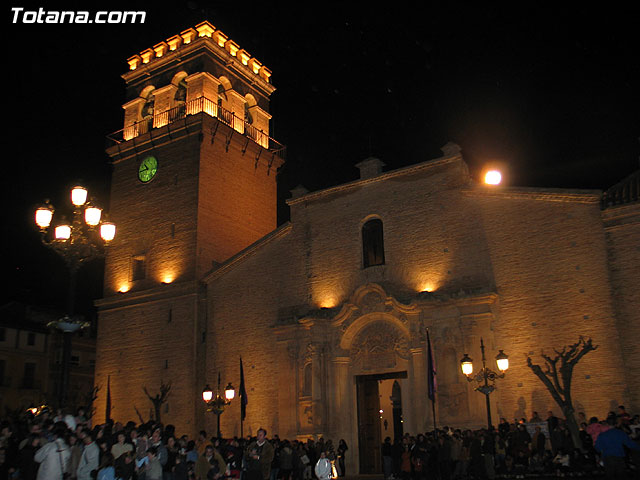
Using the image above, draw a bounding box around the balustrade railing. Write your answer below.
[107,96,285,158]
[601,170,639,209]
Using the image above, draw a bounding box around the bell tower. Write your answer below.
[94,21,284,433]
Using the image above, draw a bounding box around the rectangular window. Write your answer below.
[27,332,36,346]
[132,254,146,281]
[0,328,6,342]
[362,219,385,268]
[70,355,80,366]
[23,362,36,389]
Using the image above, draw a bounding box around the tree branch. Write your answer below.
[527,357,566,407]
[541,352,565,397]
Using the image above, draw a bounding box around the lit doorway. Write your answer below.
[356,371,407,474]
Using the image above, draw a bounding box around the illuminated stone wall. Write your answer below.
[203,147,634,473]
[602,202,640,410]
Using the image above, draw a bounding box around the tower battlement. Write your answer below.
[125,21,272,86]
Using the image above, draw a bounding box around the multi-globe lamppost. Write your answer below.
[202,374,235,438]
[460,338,509,429]
[35,185,115,408]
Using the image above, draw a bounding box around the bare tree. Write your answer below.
[143,381,171,424]
[526,337,598,450]
[133,405,146,424]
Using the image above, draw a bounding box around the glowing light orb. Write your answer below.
[484,170,502,185]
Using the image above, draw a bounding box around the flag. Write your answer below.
[427,330,437,401]
[106,375,112,421]
[240,357,248,421]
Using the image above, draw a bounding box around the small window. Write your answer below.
[362,218,385,268]
[70,355,80,367]
[0,328,6,342]
[27,332,36,346]
[132,254,146,281]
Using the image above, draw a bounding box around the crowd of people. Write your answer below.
[0,405,638,480]
[381,406,640,479]
[0,407,351,480]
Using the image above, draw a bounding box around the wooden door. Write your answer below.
[357,375,381,473]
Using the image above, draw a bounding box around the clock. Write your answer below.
[138,155,158,183]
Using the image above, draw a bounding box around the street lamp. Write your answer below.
[460,338,509,429]
[202,374,235,438]
[35,185,115,408]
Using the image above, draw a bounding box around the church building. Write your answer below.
[94,21,639,473]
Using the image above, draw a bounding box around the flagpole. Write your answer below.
[432,394,437,433]
[426,329,437,432]
[240,356,247,439]
[106,375,112,422]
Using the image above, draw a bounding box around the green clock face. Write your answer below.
[138,156,158,183]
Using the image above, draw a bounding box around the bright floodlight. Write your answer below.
[484,170,502,185]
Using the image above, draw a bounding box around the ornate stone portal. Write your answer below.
[274,282,498,472]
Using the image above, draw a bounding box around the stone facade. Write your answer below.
[94,21,639,474]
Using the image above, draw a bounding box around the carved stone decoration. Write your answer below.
[303,343,314,364]
[360,292,385,314]
[350,321,410,370]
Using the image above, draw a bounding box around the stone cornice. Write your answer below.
[461,186,601,203]
[95,279,199,312]
[106,112,205,162]
[601,202,640,230]
[601,202,640,221]
[286,154,465,206]
[123,21,274,97]
[416,291,498,308]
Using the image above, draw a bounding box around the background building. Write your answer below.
[93,21,639,474]
[0,302,96,415]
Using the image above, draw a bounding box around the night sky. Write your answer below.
[4,3,639,317]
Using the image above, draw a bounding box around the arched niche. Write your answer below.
[171,71,188,104]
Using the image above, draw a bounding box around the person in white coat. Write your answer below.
[77,431,100,480]
[314,452,332,480]
[34,423,71,480]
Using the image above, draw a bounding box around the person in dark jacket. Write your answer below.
[18,434,41,480]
